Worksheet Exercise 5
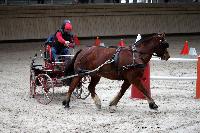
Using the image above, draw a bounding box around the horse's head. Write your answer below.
[153,33,170,60]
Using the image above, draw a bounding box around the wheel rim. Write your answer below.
[34,74,54,105]
[30,70,36,98]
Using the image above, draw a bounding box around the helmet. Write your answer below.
[61,19,71,29]
[64,22,72,31]
[64,19,71,24]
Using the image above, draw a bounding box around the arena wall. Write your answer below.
[0,3,200,41]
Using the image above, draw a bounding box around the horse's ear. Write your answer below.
[158,32,165,38]
[162,32,165,37]
[157,32,162,37]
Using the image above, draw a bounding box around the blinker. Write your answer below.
[161,41,169,49]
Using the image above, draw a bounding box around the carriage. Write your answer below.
[29,43,90,105]
[30,33,170,111]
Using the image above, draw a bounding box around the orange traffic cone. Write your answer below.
[94,36,101,46]
[74,34,80,45]
[180,41,189,55]
[118,39,126,47]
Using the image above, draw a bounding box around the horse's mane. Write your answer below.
[134,33,157,46]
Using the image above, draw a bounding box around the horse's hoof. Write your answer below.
[109,105,117,113]
[64,105,70,109]
[95,104,101,110]
[149,102,158,110]
[62,100,70,109]
[62,100,67,106]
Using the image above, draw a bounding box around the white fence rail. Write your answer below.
[151,57,198,62]
[150,57,198,80]
[151,76,197,80]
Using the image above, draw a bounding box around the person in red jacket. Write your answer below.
[51,20,75,62]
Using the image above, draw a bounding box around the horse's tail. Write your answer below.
[64,49,82,83]
[69,49,82,72]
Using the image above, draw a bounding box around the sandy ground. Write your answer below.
[0,35,200,133]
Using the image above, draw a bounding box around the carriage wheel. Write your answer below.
[30,70,36,98]
[34,74,54,105]
[73,76,91,100]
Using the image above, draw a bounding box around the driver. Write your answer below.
[51,20,75,62]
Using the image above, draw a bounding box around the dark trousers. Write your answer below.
[51,47,70,62]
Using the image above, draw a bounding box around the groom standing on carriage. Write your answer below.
[51,20,75,62]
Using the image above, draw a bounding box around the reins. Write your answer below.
[61,55,115,81]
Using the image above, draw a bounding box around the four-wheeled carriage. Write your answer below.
[29,44,90,105]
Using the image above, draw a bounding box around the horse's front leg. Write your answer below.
[109,80,130,113]
[133,79,158,110]
[62,76,82,108]
[88,76,101,110]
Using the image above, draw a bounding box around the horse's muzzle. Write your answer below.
[161,52,170,61]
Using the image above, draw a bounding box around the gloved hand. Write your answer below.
[69,43,75,48]
[64,41,70,47]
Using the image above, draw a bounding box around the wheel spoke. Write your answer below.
[34,74,54,105]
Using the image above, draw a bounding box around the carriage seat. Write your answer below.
[44,43,73,71]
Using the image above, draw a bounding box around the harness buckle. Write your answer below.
[132,44,137,51]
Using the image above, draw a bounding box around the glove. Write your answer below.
[64,41,70,47]
[69,43,75,48]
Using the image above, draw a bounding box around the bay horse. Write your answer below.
[63,33,170,112]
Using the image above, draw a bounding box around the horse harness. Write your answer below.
[76,45,146,76]
[61,45,145,80]
[62,34,168,80]
[112,45,145,69]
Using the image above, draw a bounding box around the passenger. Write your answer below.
[51,20,75,62]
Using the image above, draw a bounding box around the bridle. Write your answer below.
[131,36,169,59]
[152,39,169,58]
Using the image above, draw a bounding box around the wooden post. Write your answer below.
[130,63,151,99]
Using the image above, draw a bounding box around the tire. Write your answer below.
[34,74,54,105]
[30,69,36,98]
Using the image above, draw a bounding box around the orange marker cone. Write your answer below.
[118,39,126,47]
[180,41,189,55]
[196,55,200,99]
[94,36,101,46]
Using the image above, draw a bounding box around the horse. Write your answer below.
[63,33,170,112]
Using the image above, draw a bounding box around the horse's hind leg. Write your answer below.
[88,76,101,109]
[62,76,82,108]
[132,79,158,110]
[109,80,130,113]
